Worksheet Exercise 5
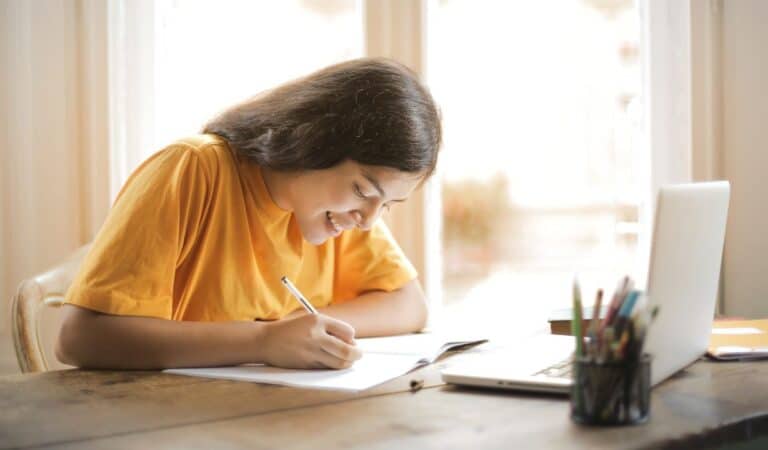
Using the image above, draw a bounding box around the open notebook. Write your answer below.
[164,333,487,392]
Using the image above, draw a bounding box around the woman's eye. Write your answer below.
[354,184,368,199]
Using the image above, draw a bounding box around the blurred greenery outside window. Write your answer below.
[429,0,643,336]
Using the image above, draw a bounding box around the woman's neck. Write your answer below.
[260,167,294,211]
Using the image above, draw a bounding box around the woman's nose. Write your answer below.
[351,205,380,231]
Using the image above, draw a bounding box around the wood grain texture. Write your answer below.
[0,363,441,449]
[1,359,767,449]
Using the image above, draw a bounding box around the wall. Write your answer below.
[721,0,768,317]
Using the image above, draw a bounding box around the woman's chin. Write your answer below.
[303,230,329,246]
[299,218,339,245]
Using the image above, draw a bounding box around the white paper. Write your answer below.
[711,327,764,335]
[710,345,768,361]
[166,352,425,392]
[712,345,768,354]
[354,333,485,363]
[164,333,486,391]
[354,333,451,355]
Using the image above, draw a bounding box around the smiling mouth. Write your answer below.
[326,211,342,235]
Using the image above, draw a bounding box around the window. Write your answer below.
[428,0,644,336]
[110,0,684,334]
[150,0,363,158]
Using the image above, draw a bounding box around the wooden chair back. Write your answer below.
[11,244,90,373]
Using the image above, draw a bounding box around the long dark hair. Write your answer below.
[203,58,442,178]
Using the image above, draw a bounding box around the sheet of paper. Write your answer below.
[711,327,763,335]
[354,333,447,355]
[164,333,487,391]
[165,352,425,392]
[355,333,487,360]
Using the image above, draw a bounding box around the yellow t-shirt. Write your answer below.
[65,134,417,321]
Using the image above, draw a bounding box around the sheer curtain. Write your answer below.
[0,0,110,373]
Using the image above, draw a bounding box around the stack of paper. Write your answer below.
[707,319,768,361]
[165,333,487,391]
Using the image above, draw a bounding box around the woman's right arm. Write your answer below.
[56,304,362,370]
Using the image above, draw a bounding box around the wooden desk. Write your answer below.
[2,359,768,449]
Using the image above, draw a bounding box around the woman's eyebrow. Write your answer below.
[361,171,407,202]
[362,172,386,197]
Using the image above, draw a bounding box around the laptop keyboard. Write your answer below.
[533,357,573,379]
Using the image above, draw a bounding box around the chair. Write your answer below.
[11,244,91,373]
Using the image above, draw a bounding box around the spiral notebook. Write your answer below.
[165,333,487,391]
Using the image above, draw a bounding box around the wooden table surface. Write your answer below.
[2,358,768,449]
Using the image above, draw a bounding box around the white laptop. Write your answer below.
[441,181,731,394]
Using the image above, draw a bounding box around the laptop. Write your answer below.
[441,181,731,394]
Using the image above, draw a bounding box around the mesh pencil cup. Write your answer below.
[570,354,651,426]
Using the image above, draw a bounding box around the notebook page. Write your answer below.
[164,333,487,391]
[165,352,425,392]
[355,333,487,360]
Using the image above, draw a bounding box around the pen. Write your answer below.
[280,276,318,314]
[572,278,584,358]
[601,276,630,329]
[600,327,614,362]
[616,328,630,360]
[617,290,640,318]
[613,290,640,338]
[571,277,585,413]
[636,305,660,355]
[588,289,604,357]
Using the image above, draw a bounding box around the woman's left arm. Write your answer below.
[313,279,428,338]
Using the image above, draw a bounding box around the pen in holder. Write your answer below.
[569,276,658,426]
[570,354,651,425]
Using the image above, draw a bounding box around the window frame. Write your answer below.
[639,0,724,309]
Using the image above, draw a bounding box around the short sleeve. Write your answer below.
[332,221,418,302]
[64,145,211,319]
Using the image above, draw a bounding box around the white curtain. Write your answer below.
[0,0,110,372]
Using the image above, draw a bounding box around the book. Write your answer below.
[707,319,768,361]
[548,310,768,361]
[548,305,609,335]
[164,333,487,392]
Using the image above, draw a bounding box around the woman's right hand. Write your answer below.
[260,314,363,369]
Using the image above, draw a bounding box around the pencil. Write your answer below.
[571,277,585,413]
[613,290,640,338]
[601,276,631,331]
[588,289,604,357]
[572,278,584,358]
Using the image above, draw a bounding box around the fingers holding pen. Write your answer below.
[278,276,362,369]
[311,315,362,367]
[319,332,362,365]
[261,313,362,369]
[323,315,357,345]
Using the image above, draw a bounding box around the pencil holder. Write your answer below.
[570,354,651,426]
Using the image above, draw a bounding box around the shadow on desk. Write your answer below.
[439,383,568,400]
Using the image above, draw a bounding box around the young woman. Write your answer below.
[56,58,442,371]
